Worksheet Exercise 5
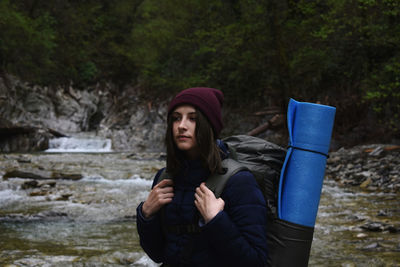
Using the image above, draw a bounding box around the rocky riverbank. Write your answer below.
[2,144,398,200]
[325,144,400,193]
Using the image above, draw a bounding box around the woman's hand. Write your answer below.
[142,179,174,219]
[194,182,225,223]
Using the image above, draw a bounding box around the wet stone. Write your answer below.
[360,178,372,188]
[40,181,56,188]
[369,146,384,156]
[377,210,389,217]
[387,226,400,233]
[29,190,48,197]
[56,193,73,201]
[21,180,39,189]
[360,221,387,232]
[362,242,380,250]
[36,211,68,218]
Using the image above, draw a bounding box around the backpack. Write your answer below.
[207,135,285,218]
[157,135,314,267]
[158,134,286,219]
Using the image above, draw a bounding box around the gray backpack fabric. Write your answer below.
[212,135,286,217]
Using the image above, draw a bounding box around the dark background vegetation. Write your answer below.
[1,0,399,146]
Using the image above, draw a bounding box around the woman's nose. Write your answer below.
[178,118,188,129]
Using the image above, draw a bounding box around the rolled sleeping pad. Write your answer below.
[278,98,336,227]
[266,99,335,266]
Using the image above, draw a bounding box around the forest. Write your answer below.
[0,0,399,142]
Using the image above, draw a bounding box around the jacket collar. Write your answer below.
[217,139,229,160]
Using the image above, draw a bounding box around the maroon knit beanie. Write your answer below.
[168,87,224,137]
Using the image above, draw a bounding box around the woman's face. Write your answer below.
[171,105,199,159]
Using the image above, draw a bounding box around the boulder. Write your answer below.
[0,120,52,152]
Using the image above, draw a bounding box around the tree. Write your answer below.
[0,0,55,83]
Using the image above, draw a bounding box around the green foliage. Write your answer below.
[129,0,276,104]
[0,0,142,86]
[0,0,56,83]
[0,0,399,136]
[364,56,400,131]
[308,0,400,133]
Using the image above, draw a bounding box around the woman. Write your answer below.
[136,87,268,266]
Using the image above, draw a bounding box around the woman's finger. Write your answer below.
[200,183,212,195]
[194,192,201,202]
[156,179,173,188]
[195,186,203,197]
[159,186,174,194]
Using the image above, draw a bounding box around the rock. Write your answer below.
[361,171,372,178]
[30,190,48,196]
[21,180,39,189]
[377,210,389,217]
[367,186,378,191]
[36,210,68,219]
[52,172,83,180]
[39,181,57,188]
[369,146,384,156]
[0,75,101,151]
[327,156,341,164]
[360,221,387,232]
[16,156,31,163]
[360,177,372,188]
[56,193,73,201]
[0,122,52,152]
[362,242,380,250]
[387,226,400,233]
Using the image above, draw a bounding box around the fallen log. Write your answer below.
[247,114,285,136]
[3,170,83,180]
[363,145,400,153]
[3,170,50,180]
[253,107,282,116]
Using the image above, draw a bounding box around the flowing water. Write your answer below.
[0,138,399,266]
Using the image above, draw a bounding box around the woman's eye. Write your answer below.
[172,116,181,122]
[189,116,197,121]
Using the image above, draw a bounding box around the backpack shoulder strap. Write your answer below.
[206,158,248,198]
[155,168,170,185]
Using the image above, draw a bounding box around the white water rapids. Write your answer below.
[46,136,113,153]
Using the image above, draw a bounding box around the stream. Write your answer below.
[0,137,399,266]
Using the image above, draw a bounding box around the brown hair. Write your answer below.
[165,107,222,177]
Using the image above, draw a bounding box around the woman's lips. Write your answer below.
[177,135,190,140]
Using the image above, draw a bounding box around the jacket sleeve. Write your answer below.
[201,170,268,267]
[135,169,166,263]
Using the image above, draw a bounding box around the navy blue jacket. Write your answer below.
[136,141,268,266]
